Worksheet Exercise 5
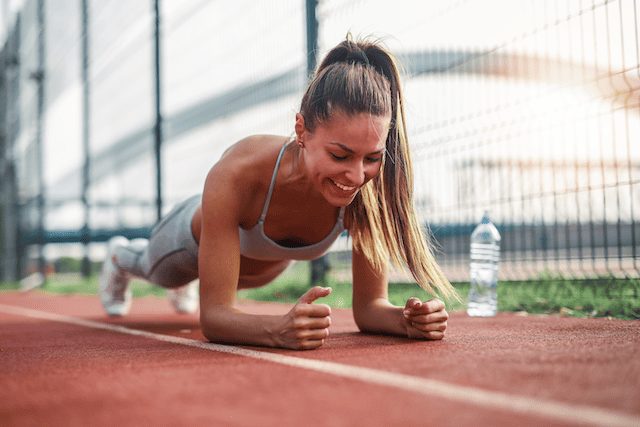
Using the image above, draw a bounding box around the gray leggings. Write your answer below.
[113,194,292,289]
[114,195,201,289]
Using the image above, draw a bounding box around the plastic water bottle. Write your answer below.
[467,211,501,317]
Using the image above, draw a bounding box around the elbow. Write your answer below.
[352,305,376,334]
[352,298,394,335]
[201,326,219,343]
[200,316,219,343]
[354,317,379,335]
[354,320,372,334]
[199,305,232,343]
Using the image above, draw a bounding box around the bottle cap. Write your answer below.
[481,211,490,224]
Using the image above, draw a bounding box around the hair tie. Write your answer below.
[345,50,370,66]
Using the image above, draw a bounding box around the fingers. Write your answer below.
[404,297,421,310]
[299,339,327,350]
[298,286,332,304]
[406,318,447,340]
[424,298,445,313]
[295,327,330,341]
[408,319,447,333]
[421,331,445,340]
[285,317,331,350]
[405,309,449,325]
[281,287,333,350]
[403,298,446,317]
[403,297,448,341]
[292,301,331,318]
[296,286,332,317]
[291,314,332,330]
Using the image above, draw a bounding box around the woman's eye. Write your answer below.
[330,153,347,161]
[366,157,382,163]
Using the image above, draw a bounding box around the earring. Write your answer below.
[297,138,304,148]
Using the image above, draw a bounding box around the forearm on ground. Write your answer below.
[200,306,280,348]
[353,297,406,337]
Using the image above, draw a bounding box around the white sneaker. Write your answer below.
[99,236,132,317]
[167,281,199,314]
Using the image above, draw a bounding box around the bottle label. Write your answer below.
[470,243,500,262]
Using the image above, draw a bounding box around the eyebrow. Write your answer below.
[330,142,385,155]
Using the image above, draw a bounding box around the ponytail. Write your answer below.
[301,36,459,302]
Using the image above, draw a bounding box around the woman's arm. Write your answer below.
[198,161,331,350]
[351,246,448,340]
[351,246,406,336]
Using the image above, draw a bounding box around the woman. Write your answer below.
[100,37,458,350]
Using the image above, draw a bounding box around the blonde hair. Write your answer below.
[300,36,459,302]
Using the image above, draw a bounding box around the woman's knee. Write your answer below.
[147,250,198,288]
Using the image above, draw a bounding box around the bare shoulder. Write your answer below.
[215,135,289,177]
[202,135,291,221]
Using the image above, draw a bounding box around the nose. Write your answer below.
[344,160,366,187]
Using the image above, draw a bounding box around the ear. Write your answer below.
[294,113,306,140]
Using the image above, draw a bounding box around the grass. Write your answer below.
[237,276,640,320]
[236,262,640,319]
[1,262,638,319]
[0,274,166,298]
[495,279,640,319]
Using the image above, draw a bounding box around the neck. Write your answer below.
[282,142,309,187]
[281,143,333,209]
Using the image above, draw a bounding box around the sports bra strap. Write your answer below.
[258,142,289,223]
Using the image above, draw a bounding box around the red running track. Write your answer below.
[0,291,639,427]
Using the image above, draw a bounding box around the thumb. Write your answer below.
[404,297,421,311]
[298,286,332,304]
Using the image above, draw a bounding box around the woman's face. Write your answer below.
[295,111,391,207]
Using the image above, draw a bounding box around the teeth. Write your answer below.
[332,180,356,191]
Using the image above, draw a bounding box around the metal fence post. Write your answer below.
[305,0,318,80]
[305,0,329,285]
[153,0,163,222]
[80,0,91,276]
[0,40,6,281]
[34,0,46,283]
[2,16,20,282]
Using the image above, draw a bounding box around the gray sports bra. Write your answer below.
[238,142,346,261]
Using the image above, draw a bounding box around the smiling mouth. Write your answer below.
[330,179,358,192]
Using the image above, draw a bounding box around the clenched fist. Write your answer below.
[271,286,332,350]
[402,297,448,340]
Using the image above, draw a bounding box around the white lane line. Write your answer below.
[1,303,638,427]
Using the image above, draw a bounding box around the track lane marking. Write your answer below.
[1,303,638,427]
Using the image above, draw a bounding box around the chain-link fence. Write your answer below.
[1,0,638,284]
